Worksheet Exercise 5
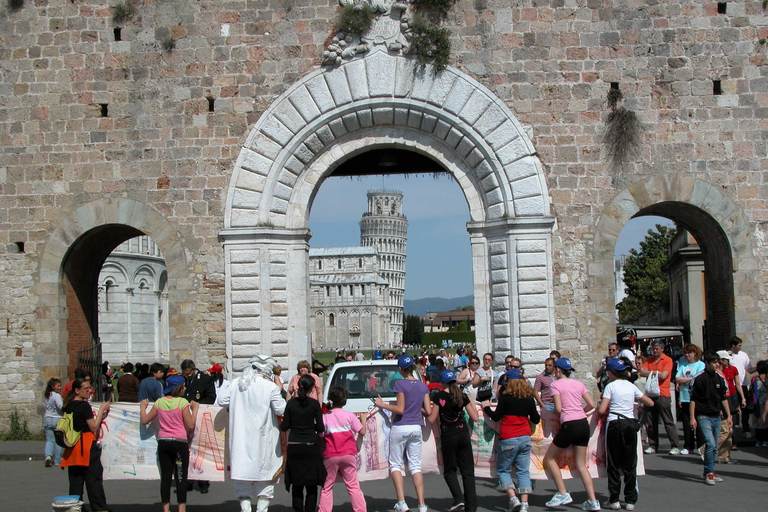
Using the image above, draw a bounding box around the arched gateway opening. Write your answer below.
[594,176,754,352]
[37,198,191,384]
[221,51,556,372]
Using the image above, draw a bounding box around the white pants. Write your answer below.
[234,479,275,500]
[388,424,423,475]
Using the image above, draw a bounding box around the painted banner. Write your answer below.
[354,405,645,482]
[92,402,643,483]
[93,402,228,481]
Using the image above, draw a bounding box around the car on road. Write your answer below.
[322,360,423,413]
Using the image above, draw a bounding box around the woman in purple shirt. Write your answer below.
[374,354,431,512]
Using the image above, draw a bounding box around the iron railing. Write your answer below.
[77,340,104,402]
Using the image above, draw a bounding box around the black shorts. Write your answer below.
[553,418,591,448]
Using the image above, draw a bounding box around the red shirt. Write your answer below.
[722,366,739,397]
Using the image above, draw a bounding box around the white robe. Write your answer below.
[217,374,286,481]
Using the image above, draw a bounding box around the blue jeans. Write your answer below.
[497,436,532,494]
[697,415,721,475]
[43,417,63,464]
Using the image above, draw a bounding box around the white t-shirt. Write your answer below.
[603,379,643,423]
[618,348,636,364]
[730,351,751,386]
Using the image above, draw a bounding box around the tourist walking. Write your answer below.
[427,369,479,512]
[482,369,540,512]
[61,378,111,512]
[217,355,287,512]
[638,341,680,454]
[43,377,64,467]
[472,353,496,402]
[140,373,199,512]
[675,344,705,455]
[542,358,600,511]
[456,355,481,400]
[374,354,431,512]
[690,351,731,485]
[318,386,368,512]
[533,358,556,411]
[748,360,768,446]
[597,358,653,510]
[281,374,326,512]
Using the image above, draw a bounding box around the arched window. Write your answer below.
[337,259,342,269]
[329,313,335,326]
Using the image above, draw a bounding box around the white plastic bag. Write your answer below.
[645,370,660,397]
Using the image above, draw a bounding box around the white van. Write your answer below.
[322,360,423,413]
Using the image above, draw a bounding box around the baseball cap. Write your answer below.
[440,370,457,383]
[554,357,575,371]
[373,350,383,360]
[397,354,415,369]
[605,358,628,371]
[716,350,731,361]
[505,369,523,380]
[163,374,185,395]
[206,364,223,373]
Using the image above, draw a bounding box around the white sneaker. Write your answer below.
[625,505,635,511]
[519,504,529,512]
[509,497,521,512]
[448,504,464,512]
[680,448,690,455]
[394,502,410,512]
[669,447,681,455]
[418,505,428,512]
[604,501,621,510]
[581,500,601,511]
[546,493,573,507]
[644,446,656,454]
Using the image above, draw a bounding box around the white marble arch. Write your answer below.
[221,50,556,372]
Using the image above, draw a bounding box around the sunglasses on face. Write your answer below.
[470,361,480,365]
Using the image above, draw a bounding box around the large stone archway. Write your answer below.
[221,51,556,371]
[592,175,757,350]
[37,198,193,378]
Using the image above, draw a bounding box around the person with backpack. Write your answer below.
[43,378,64,467]
[60,378,111,512]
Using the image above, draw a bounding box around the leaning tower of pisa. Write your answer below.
[360,190,408,347]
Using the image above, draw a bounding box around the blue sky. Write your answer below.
[309,174,672,300]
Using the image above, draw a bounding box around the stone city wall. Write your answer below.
[1,0,767,428]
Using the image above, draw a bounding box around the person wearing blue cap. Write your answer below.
[481,369,540,512]
[426,369,479,512]
[597,359,653,510]
[374,354,431,512]
[543,357,600,511]
[140,373,200,512]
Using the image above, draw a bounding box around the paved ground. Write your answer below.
[8,436,765,511]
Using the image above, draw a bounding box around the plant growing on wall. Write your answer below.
[406,14,451,74]
[336,3,375,36]
[603,87,641,169]
[112,2,136,26]
[413,0,459,16]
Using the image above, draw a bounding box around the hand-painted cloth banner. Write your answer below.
[353,405,644,482]
[92,402,228,481]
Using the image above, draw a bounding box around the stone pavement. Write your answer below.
[4,437,765,512]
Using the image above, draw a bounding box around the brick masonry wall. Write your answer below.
[1,0,767,427]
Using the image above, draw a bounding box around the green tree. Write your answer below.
[617,224,677,324]
[403,314,423,345]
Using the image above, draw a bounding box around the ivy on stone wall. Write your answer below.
[413,0,459,16]
[111,3,136,26]
[603,88,640,169]
[406,14,451,74]
[336,4,375,36]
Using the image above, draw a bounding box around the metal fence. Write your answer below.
[77,340,104,402]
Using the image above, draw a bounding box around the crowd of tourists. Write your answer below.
[45,338,767,512]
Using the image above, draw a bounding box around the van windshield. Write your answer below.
[328,364,419,399]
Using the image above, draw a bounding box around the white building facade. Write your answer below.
[309,247,391,350]
[97,236,170,363]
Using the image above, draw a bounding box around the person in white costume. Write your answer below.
[217,355,286,512]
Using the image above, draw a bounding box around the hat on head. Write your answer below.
[373,350,383,360]
[505,369,523,381]
[606,358,629,372]
[397,354,415,369]
[164,374,185,395]
[554,357,575,371]
[207,364,223,373]
[165,367,180,377]
[440,370,457,383]
[716,350,731,361]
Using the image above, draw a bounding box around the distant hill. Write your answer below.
[404,295,474,317]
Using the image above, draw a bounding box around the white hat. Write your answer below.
[716,350,731,361]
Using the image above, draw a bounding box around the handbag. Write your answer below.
[614,412,642,432]
[476,369,493,401]
[645,370,660,398]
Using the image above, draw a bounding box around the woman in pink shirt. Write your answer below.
[287,360,323,401]
[140,374,199,512]
[542,358,599,511]
[318,386,367,512]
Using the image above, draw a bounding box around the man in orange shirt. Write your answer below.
[638,341,681,454]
